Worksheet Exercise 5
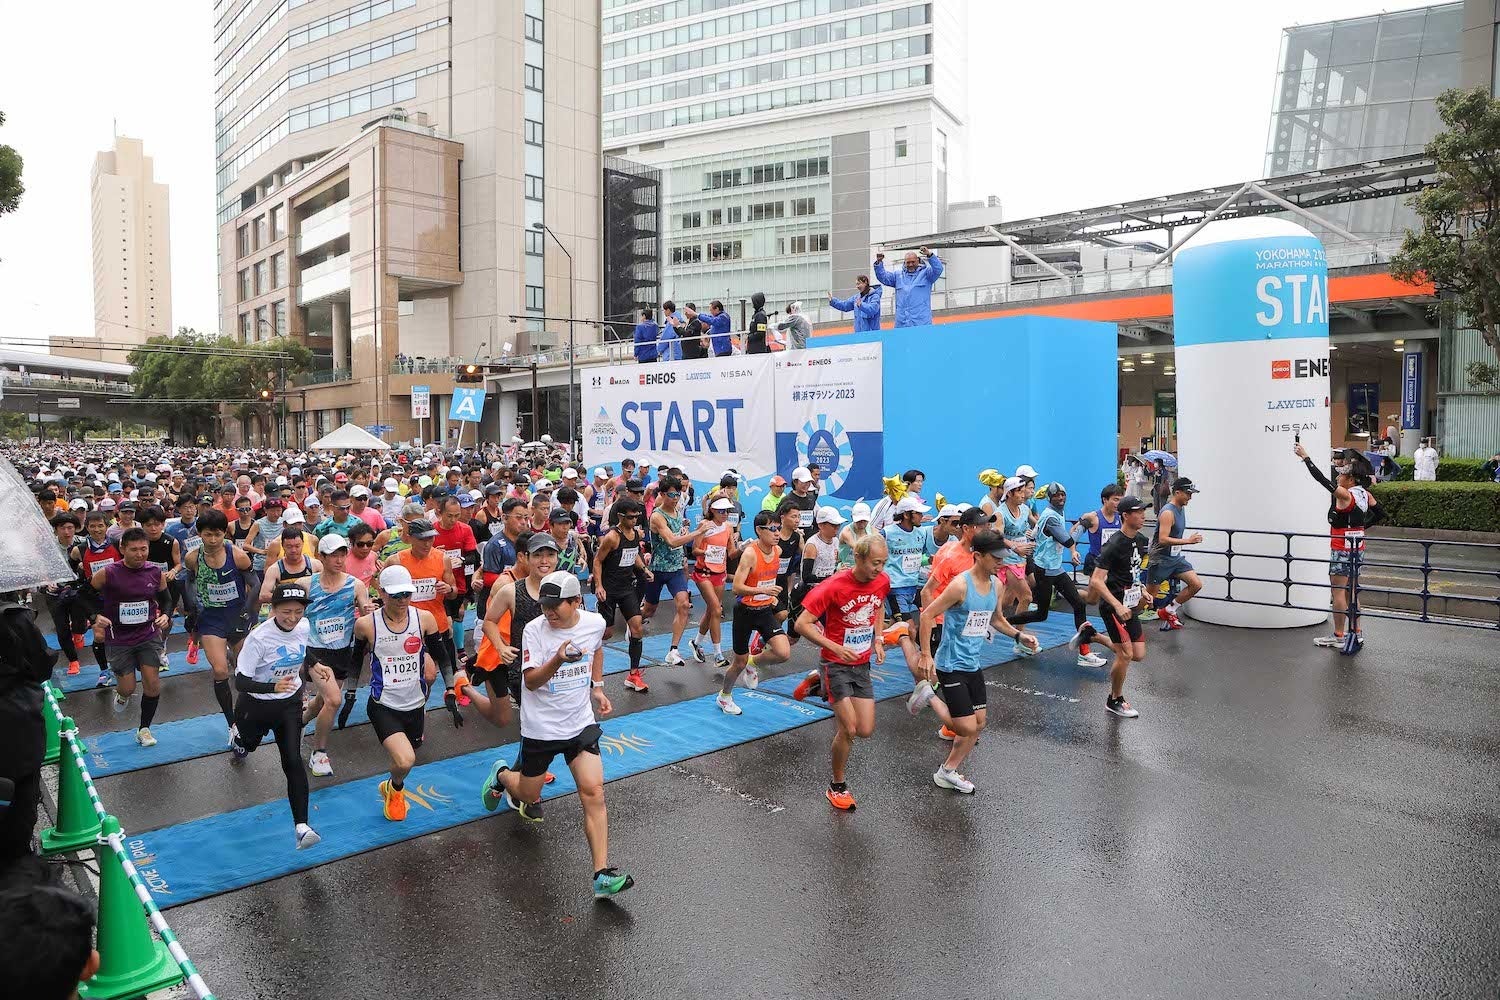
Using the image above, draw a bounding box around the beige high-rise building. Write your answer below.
[213,0,603,448]
[75,136,173,360]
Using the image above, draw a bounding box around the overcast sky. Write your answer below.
[0,0,1394,347]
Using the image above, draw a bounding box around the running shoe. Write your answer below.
[135,727,157,748]
[881,621,909,647]
[96,672,115,688]
[792,670,822,702]
[72,633,86,653]
[379,779,408,821]
[66,661,80,676]
[1105,695,1139,719]
[186,639,199,665]
[932,767,975,794]
[112,692,130,716]
[688,637,706,663]
[1312,634,1344,648]
[748,632,765,657]
[1158,612,1182,632]
[937,725,957,741]
[1076,651,1109,668]
[825,786,856,811]
[452,675,472,708]
[296,826,322,851]
[714,654,730,671]
[481,761,508,811]
[544,771,556,785]
[741,661,759,689]
[907,678,935,715]
[1138,608,1158,622]
[308,750,333,777]
[664,648,686,667]
[715,692,742,716]
[229,732,248,764]
[1013,639,1037,657]
[624,670,649,692]
[592,868,635,899]
[1068,622,1097,652]
[503,789,543,823]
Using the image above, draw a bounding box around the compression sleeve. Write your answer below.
[1302,457,1335,493]
[424,631,450,669]
[1044,519,1075,547]
[234,673,279,694]
[802,557,817,583]
[350,633,371,673]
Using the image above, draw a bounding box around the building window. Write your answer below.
[792,197,815,216]
[727,206,742,223]
[707,208,722,226]
[524,64,543,91]
[239,312,253,342]
[239,269,252,301]
[708,241,742,261]
[255,214,268,249]
[271,252,285,288]
[681,211,702,229]
[525,174,544,200]
[670,244,702,265]
[811,233,829,252]
[274,300,288,336]
[270,206,284,240]
[255,259,270,295]
[751,162,785,184]
[524,14,543,42]
[704,168,743,189]
[255,305,269,340]
[525,229,544,256]
[894,126,909,159]
[749,201,784,221]
[524,119,543,144]
[237,225,251,257]
[526,284,545,311]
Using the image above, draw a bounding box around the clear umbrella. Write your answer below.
[0,454,76,592]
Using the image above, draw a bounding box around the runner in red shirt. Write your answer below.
[794,533,890,811]
[433,495,479,666]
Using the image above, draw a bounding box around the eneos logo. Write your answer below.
[639,372,676,386]
[1271,357,1328,380]
[1271,360,1291,380]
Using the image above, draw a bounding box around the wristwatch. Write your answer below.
[591,680,604,689]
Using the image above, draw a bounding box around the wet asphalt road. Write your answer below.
[54,610,1500,1000]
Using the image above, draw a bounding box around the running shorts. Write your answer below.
[691,568,726,590]
[303,645,355,682]
[643,568,691,605]
[197,605,241,639]
[1104,606,1145,645]
[1147,553,1193,585]
[818,663,873,702]
[598,589,643,627]
[934,668,987,719]
[517,722,602,777]
[106,639,166,676]
[886,586,920,619]
[1329,548,1362,578]
[367,699,426,747]
[731,604,782,656]
[996,563,1027,584]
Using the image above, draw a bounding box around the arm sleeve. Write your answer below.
[801,556,817,582]
[424,630,451,670]
[234,673,279,694]
[1044,517,1075,546]
[1302,457,1335,493]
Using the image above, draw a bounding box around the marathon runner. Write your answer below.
[918,530,1040,793]
[643,475,711,668]
[836,501,873,571]
[996,477,1037,634]
[793,533,890,811]
[43,514,92,678]
[165,493,204,666]
[72,510,119,686]
[93,526,172,748]
[433,495,479,663]
[185,509,254,733]
[478,498,527,617]
[716,510,789,715]
[229,580,322,850]
[1069,495,1152,718]
[479,571,633,900]
[139,507,181,674]
[393,518,461,725]
[687,497,739,670]
[1146,478,1204,631]
[592,498,652,694]
[301,534,371,776]
[1008,484,1102,666]
[881,495,940,681]
[351,565,443,822]
[785,468,819,538]
[1296,443,1381,649]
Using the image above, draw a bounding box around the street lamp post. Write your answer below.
[533,221,576,452]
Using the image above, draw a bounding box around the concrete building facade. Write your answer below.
[212,0,602,447]
[80,136,172,360]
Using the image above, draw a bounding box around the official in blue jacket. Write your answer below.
[829,275,883,333]
[633,309,659,363]
[873,247,944,328]
[704,300,734,357]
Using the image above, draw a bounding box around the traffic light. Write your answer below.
[455,363,483,384]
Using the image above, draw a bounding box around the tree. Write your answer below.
[0,110,21,217]
[1391,87,1500,368]
[0,411,30,441]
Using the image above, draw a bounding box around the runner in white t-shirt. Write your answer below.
[480,571,634,900]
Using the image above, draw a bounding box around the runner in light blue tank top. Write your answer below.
[935,572,996,674]
[306,573,357,650]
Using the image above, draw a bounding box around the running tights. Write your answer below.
[1009,572,1087,629]
[629,635,643,671]
[212,678,235,726]
[235,697,309,825]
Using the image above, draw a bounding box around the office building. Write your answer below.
[602,0,969,320]
[212,0,602,447]
[1459,0,1500,92]
[73,136,173,361]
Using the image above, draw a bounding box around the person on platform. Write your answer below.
[632,309,659,364]
[873,247,943,328]
[828,275,883,333]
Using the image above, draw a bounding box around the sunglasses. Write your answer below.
[336,505,352,511]
[353,540,374,548]
[666,491,681,499]
[236,505,252,512]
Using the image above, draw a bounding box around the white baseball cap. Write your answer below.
[894,496,930,515]
[1015,465,1038,480]
[593,468,608,479]
[710,497,735,510]
[350,485,370,498]
[383,477,399,491]
[318,533,350,554]
[283,507,306,524]
[378,564,416,595]
[937,504,962,518]
[1003,476,1025,494]
[562,467,579,479]
[815,505,847,525]
[850,501,872,523]
[791,468,813,483]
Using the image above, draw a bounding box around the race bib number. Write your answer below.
[117,601,150,626]
[183,536,203,552]
[706,544,726,566]
[272,659,301,683]
[778,556,792,575]
[91,558,116,573]
[208,580,240,604]
[618,547,638,568]
[727,511,740,528]
[315,616,350,646]
[843,626,873,654]
[901,553,921,575]
[412,577,437,602]
[1100,528,1118,546]
[442,548,463,569]
[150,560,170,573]
[799,509,814,528]
[962,609,990,638]
[1124,585,1142,607]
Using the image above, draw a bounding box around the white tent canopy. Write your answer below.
[309,423,392,451]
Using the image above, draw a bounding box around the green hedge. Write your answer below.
[1390,456,1494,482]
[1369,481,1500,532]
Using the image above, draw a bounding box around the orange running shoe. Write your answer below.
[66,661,81,676]
[186,639,200,665]
[825,786,856,811]
[882,621,909,647]
[938,725,957,741]
[543,771,556,785]
[791,670,823,702]
[379,779,408,821]
[72,633,86,652]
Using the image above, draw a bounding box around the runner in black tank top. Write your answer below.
[592,500,651,691]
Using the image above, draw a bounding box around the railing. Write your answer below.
[0,374,134,395]
[40,685,218,1000]
[293,368,352,386]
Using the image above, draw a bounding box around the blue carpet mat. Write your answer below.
[135,690,831,908]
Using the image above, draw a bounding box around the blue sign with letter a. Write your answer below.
[449,387,486,423]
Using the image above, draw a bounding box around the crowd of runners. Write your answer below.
[5,434,1378,898]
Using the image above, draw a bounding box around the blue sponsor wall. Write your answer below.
[813,315,1118,522]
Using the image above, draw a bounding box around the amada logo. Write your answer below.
[640,371,676,386]
[608,376,633,386]
[1271,357,1329,380]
